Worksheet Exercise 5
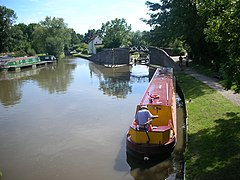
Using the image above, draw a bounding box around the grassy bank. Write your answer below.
[176,72,240,180]
[72,53,91,59]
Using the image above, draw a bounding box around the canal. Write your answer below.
[0,57,185,180]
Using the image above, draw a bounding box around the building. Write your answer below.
[88,35,103,54]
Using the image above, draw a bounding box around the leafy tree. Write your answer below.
[69,28,81,45]
[32,25,47,54]
[195,0,240,91]
[7,23,37,56]
[0,6,17,52]
[32,16,71,57]
[101,18,131,48]
[77,33,84,43]
[130,30,148,47]
[144,0,210,62]
[145,0,240,91]
[10,24,29,55]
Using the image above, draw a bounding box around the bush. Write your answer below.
[169,39,186,56]
[223,57,240,92]
[27,48,36,56]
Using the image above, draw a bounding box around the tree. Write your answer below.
[195,0,240,91]
[32,16,71,57]
[144,0,210,62]
[69,28,81,45]
[130,30,149,47]
[145,0,240,91]
[101,18,131,48]
[0,6,17,52]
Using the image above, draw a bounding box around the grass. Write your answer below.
[72,53,91,58]
[175,72,240,180]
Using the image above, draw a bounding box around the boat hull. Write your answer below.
[126,136,176,160]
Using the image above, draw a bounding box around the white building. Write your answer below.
[88,35,103,54]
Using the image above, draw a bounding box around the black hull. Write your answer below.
[126,136,176,160]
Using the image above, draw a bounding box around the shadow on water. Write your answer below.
[125,107,186,180]
[186,112,240,180]
[126,151,176,180]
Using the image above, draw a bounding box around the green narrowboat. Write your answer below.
[0,56,41,71]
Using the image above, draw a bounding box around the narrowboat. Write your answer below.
[0,56,41,71]
[126,66,177,160]
[39,55,57,61]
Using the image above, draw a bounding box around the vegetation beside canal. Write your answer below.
[176,72,240,180]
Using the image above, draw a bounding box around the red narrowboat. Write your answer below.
[126,67,177,160]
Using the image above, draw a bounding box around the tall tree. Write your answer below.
[144,0,211,62]
[195,0,240,91]
[101,18,131,48]
[32,16,71,57]
[130,30,149,47]
[0,6,17,52]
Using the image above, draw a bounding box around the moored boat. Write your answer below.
[0,56,55,71]
[0,56,41,71]
[38,55,57,61]
[126,66,177,160]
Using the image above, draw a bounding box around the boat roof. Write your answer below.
[139,67,174,106]
[0,56,38,62]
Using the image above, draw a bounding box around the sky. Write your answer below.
[1,0,158,34]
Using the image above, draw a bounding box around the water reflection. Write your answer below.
[0,67,43,106]
[0,60,76,107]
[0,79,22,106]
[89,63,131,98]
[34,60,76,94]
[0,57,185,180]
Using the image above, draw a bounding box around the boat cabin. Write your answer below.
[127,67,176,146]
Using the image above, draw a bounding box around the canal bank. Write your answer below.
[176,72,240,179]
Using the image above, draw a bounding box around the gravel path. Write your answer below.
[171,56,240,106]
[184,67,240,106]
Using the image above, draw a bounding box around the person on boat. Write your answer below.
[134,105,158,131]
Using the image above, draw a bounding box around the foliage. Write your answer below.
[194,0,240,91]
[144,0,203,52]
[100,18,131,48]
[69,28,81,45]
[0,6,17,52]
[73,43,88,53]
[0,5,84,57]
[32,17,71,58]
[176,72,240,179]
[222,57,240,92]
[169,38,186,56]
[145,0,240,91]
[130,30,149,46]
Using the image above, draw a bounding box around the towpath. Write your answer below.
[171,56,240,106]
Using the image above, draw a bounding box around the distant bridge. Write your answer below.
[89,46,180,71]
[129,46,150,53]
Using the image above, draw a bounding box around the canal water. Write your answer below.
[0,57,185,180]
